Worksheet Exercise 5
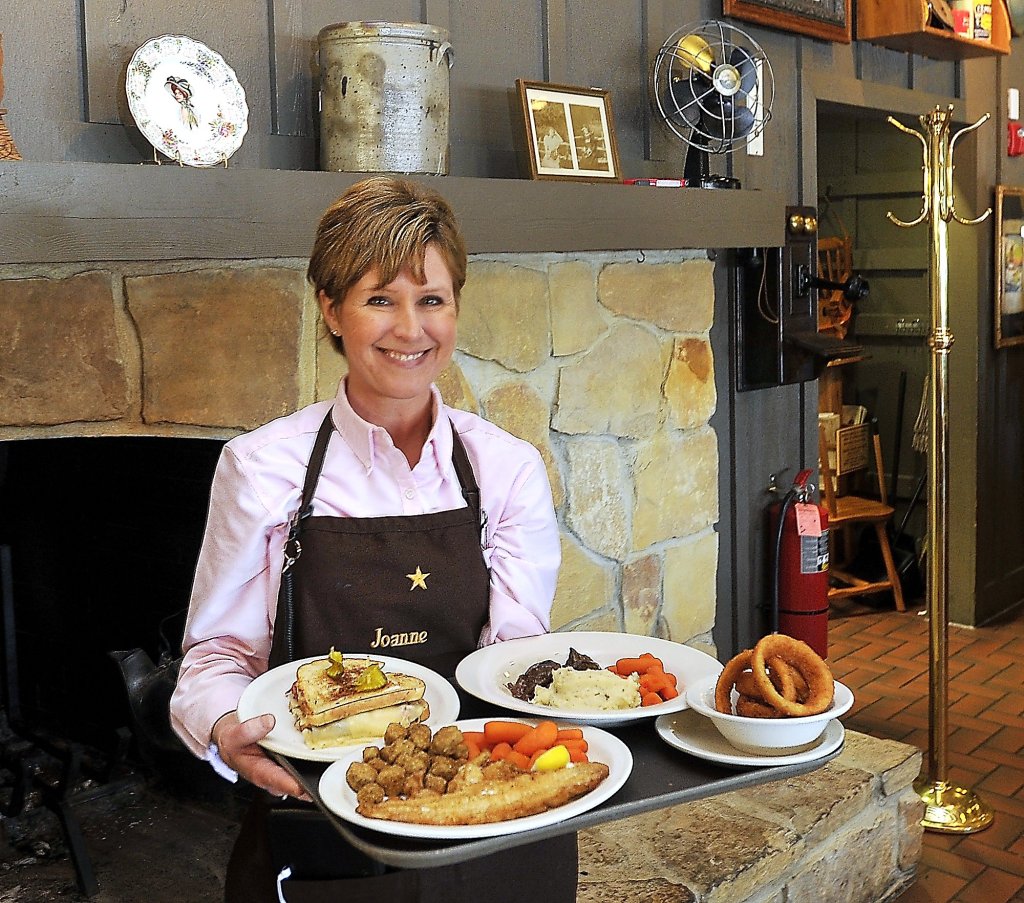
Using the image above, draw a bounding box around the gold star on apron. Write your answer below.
[406,566,430,590]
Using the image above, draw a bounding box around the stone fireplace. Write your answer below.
[0,250,720,654]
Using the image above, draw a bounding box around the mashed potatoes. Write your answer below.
[531,667,642,711]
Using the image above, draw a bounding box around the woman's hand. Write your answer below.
[212,712,311,801]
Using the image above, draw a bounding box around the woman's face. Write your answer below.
[320,244,458,419]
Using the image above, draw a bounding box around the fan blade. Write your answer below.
[673,34,715,76]
[703,102,756,142]
[663,75,710,129]
[729,46,758,97]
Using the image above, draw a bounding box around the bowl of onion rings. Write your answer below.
[685,635,854,756]
[686,674,853,755]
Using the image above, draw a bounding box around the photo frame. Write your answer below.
[516,79,622,182]
[724,0,852,43]
[995,186,1024,349]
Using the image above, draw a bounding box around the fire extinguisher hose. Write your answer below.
[771,487,800,634]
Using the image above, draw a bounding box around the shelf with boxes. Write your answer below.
[857,0,1011,60]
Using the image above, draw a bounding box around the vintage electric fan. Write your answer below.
[651,20,774,189]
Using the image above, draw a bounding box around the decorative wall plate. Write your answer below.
[125,34,248,166]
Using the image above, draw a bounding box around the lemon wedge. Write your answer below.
[531,744,571,772]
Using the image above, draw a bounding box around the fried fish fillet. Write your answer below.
[357,761,610,825]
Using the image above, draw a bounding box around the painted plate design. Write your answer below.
[125,34,248,166]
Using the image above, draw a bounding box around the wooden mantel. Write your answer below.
[0,163,785,264]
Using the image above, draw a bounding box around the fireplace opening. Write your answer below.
[0,436,225,755]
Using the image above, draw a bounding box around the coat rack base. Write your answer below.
[914,778,994,834]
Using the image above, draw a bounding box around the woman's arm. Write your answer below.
[478,443,561,644]
[169,446,294,765]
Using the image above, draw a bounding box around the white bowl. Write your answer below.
[685,673,854,756]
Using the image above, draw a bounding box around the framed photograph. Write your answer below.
[516,79,622,182]
[724,0,852,43]
[995,186,1024,349]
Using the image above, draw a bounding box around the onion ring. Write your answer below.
[769,655,809,703]
[733,658,798,703]
[750,634,833,717]
[735,695,784,718]
[714,649,752,714]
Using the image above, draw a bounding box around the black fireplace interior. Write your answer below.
[0,436,224,755]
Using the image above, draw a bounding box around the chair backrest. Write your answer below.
[818,420,888,515]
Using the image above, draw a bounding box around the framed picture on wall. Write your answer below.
[516,79,622,182]
[995,186,1024,349]
[723,0,852,43]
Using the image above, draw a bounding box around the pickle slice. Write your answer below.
[355,663,387,692]
[326,646,345,679]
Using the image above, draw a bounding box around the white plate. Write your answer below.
[455,631,721,726]
[655,708,845,768]
[126,34,248,166]
[236,654,460,762]
[317,717,632,839]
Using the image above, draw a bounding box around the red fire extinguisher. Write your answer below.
[769,469,830,659]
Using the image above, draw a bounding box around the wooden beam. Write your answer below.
[0,162,785,263]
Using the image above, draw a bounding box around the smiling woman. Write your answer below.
[169,176,571,903]
[318,244,458,464]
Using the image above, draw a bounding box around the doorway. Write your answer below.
[815,105,930,615]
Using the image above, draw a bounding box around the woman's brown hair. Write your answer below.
[307,177,467,327]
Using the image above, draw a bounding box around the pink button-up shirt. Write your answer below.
[170,383,559,758]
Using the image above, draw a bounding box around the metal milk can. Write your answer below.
[317,21,454,175]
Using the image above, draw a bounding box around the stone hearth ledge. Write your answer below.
[577,731,923,903]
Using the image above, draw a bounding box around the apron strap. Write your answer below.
[449,428,482,528]
[297,411,337,523]
[279,411,335,662]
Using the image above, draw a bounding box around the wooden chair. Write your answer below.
[818,422,906,611]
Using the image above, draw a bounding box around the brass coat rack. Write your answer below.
[886,104,993,834]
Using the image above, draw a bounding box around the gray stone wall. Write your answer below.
[578,732,924,903]
[0,249,717,649]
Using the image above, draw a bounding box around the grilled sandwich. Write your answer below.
[288,654,429,749]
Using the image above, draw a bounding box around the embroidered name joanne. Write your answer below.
[370,627,428,649]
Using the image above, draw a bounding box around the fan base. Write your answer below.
[696,174,740,189]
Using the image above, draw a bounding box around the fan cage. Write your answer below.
[652,20,775,155]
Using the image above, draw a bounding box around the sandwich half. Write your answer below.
[288,656,429,749]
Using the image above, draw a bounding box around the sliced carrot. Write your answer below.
[461,730,486,747]
[555,727,584,742]
[660,684,679,700]
[513,720,559,757]
[614,657,649,675]
[640,672,674,694]
[641,691,663,707]
[489,741,513,761]
[483,720,532,747]
[567,747,590,763]
[559,738,589,754]
[464,737,482,759]
[506,750,531,771]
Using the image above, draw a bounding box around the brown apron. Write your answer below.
[225,411,577,903]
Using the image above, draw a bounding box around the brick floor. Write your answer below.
[828,598,1024,903]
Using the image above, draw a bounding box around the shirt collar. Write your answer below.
[331,380,450,474]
